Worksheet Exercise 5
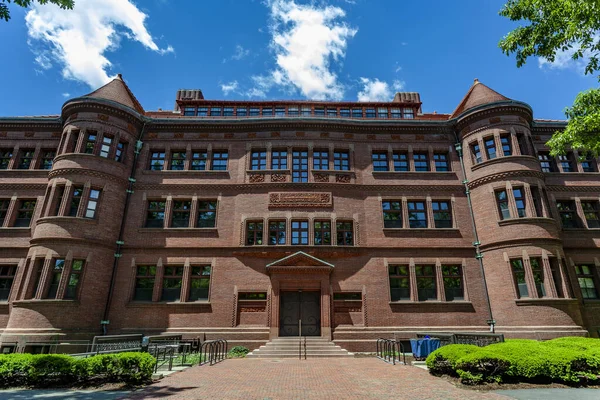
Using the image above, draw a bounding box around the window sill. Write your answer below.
[37,216,98,225]
[137,227,218,232]
[515,298,578,306]
[311,170,355,175]
[127,301,211,307]
[544,172,600,176]
[0,169,50,175]
[383,228,459,231]
[12,299,79,306]
[498,217,556,226]
[373,171,457,177]
[55,153,128,168]
[0,227,31,231]
[142,170,230,177]
[562,228,594,232]
[471,155,537,171]
[389,300,472,306]
[246,169,291,174]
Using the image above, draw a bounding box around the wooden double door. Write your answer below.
[279,291,321,336]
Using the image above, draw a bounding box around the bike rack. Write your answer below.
[376,338,406,365]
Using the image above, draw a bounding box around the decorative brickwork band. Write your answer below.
[269,192,332,208]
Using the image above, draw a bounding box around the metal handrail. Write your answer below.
[303,336,307,360]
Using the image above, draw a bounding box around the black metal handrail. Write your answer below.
[199,339,228,366]
[376,338,406,365]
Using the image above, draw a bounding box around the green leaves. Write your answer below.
[1,0,74,22]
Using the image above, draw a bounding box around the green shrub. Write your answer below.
[425,344,479,376]
[228,346,250,358]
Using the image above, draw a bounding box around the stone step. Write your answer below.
[253,349,349,354]
[246,353,354,358]
[260,344,342,348]
[246,339,354,359]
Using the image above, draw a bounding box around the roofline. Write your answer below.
[0,116,61,123]
[62,97,148,121]
[266,251,334,268]
[450,99,533,121]
[176,99,422,107]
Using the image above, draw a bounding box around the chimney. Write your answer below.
[174,89,205,111]
[393,92,422,113]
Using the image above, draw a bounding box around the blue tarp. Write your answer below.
[410,338,441,358]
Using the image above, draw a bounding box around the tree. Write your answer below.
[499,0,600,156]
[0,0,74,22]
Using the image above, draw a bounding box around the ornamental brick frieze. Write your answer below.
[467,170,545,190]
[248,174,266,183]
[64,117,140,136]
[335,174,351,183]
[133,183,464,192]
[239,306,266,313]
[271,173,287,183]
[456,105,532,130]
[546,185,600,193]
[62,101,143,126]
[0,183,48,191]
[313,173,329,183]
[269,192,332,208]
[460,121,530,140]
[479,237,563,252]
[48,168,129,186]
[0,121,62,130]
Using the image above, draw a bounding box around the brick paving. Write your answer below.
[123,358,510,400]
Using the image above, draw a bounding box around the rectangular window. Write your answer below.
[484,137,497,160]
[249,107,260,117]
[64,260,84,300]
[531,186,543,217]
[115,142,126,163]
[582,201,600,228]
[327,108,337,118]
[191,151,207,170]
[0,149,12,169]
[145,201,166,228]
[333,151,349,171]
[416,265,436,301]
[581,153,597,172]
[556,200,580,228]
[513,187,526,218]
[530,257,546,297]
[223,107,234,117]
[517,133,529,156]
[549,258,564,298]
[442,265,464,301]
[558,153,575,172]
[183,107,195,116]
[390,108,401,119]
[313,150,329,170]
[314,220,331,245]
[301,106,311,116]
[511,258,529,298]
[246,221,263,245]
[161,266,183,302]
[432,201,452,228]
[291,220,309,245]
[351,108,363,118]
[413,152,429,172]
[84,131,97,154]
[236,107,247,117]
[262,107,273,116]
[433,153,449,172]
[211,150,228,171]
[403,108,415,119]
[0,199,9,225]
[189,266,211,301]
[18,149,34,169]
[84,189,100,219]
[408,201,427,228]
[268,220,286,245]
[197,107,208,117]
[210,107,222,116]
[496,190,510,220]
[472,143,482,164]
[99,136,112,158]
[378,108,388,119]
[46,259,65,299]
[288,106,299,116]
[389,265,410,301]
[134,265,155,301]
[382,201,402,228]
[42,150,55,170]
[340,108,350,118]
[14,200,36,227]
[575,265,598,299]
[170,151,186,170]
[150,151,165,171]
[336,221,354,245]
[275,107,285,117]
[365,108,376,118]
[372,151,389,172]
[393,152,409,172]
[197,200,217,228]
[500,135,512,156]
[271,150,288,170]
[292,150,308,182]
[250,150,267,170]
[171,200,191,228]
[69,186,83,217]
[314,107,325,117]
[538,152,556,172]
[69,130,80,153]
[53,186,65,216]
[0,265,16,301]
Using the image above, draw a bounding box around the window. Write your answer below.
[314,107,324,117]
[403,108,415,119]
[262,107,273,116]
[549,258,564,298]
[84,189,100,219]
[183,107,195,116]
[115,142,126,163]
[407,201,427,228]
[365,108,376,118]
[531,186,543,217]
[250,150,267,170]
[472,143,482,164]
[150,151,165,171]
[517,133,529,156]
[292,150,308,182]
[69,186,83,217]
[17,149,34,169]
[500,135,512,156]
[0,149,12,169]
[84,131,97,154]
[275,107,285,116]
[556,201,580,228]
[340,108,350,118]
[46,259,65,299]
[210,107,222,116]
[191,151,207,170]
[413,152,429,172]
[333,292,361,300]
[197,201,217,228]
[582,201,600,228]
[496,190,510,220]
[64,260,84,300]
[288,106,298,116]
[99,136,112,158]
[268,220,286,245]
[432,201,452,228]
[171,201,191,228]
[291,220,309,245]
[42,150,55,169]
[69,130,80,153]
[433,153,449,172]
[382,201,402,228]
[415,265,437,301]
[236,107,247,117]
[393,152,409,172]
[336,221,353,245]
[530,257,546,297]
[581,154,597,173]
[327,108,337,118]
[390,108,401,119]
[484,137,497,160]
[134,265,155,301]
[145,201,166,228]
[314,220,331,245]
[249,107,260,117]
[513,187,526,218]
[211,151,228,171]
[0,265,16,301]
[189,266,211,301]
[389,265,410,301]
[575,265,598,299]
[372,152,388,172]
[333,151,349,171]
[538,152,556,172]
[246,221,263,245]
[301,106,311,116]
[0,199,9,225]
[442,265,464,301]
[313,150,329,170]
[351,108,363,118]
[378,108,388,119]
[162,266,183,302]
[14,200,35,227]
[197,107,208,117]
[271,150,288,170]
[558,153,575,172]
[170,151,186,170]
[53,186,65,216]
[511,259,529,298]
[223,107,234,117]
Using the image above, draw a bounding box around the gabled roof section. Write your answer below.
[84,74,145,114]
[266,251,334,268]
[450,79,511,119]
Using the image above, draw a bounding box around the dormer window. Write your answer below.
[403,108,414,119]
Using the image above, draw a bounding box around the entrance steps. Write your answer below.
[247,337,354,358]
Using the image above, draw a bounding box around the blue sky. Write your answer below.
[0,0,596,118]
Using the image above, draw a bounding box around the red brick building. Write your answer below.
[0,76,598,352]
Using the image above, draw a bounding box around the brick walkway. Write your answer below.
[123,358,509,400]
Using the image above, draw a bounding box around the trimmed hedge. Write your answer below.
[425,337,600,385]
[0,352,155,388]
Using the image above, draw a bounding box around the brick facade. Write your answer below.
[0,77,597,352]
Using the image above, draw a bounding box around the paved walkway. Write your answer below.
[494,388,599,400]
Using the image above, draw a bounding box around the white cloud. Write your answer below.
[249,0,357,100]
[231,45,250,61]
[25,0,173,89]
[538,37,599,74]
[221,81,239,95]
[357,78,404,102]
[62,92,70,97]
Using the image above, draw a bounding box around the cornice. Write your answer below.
[456,103,533,130]
[468,170,545,189]
[479,237,563,251]
[460,120,531,140]
[0,183,48,191]
[0,118,62,130]
[49,167,129,186]
[29,236,115,250]
[62,98,145,127]
[546,185,600,193]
